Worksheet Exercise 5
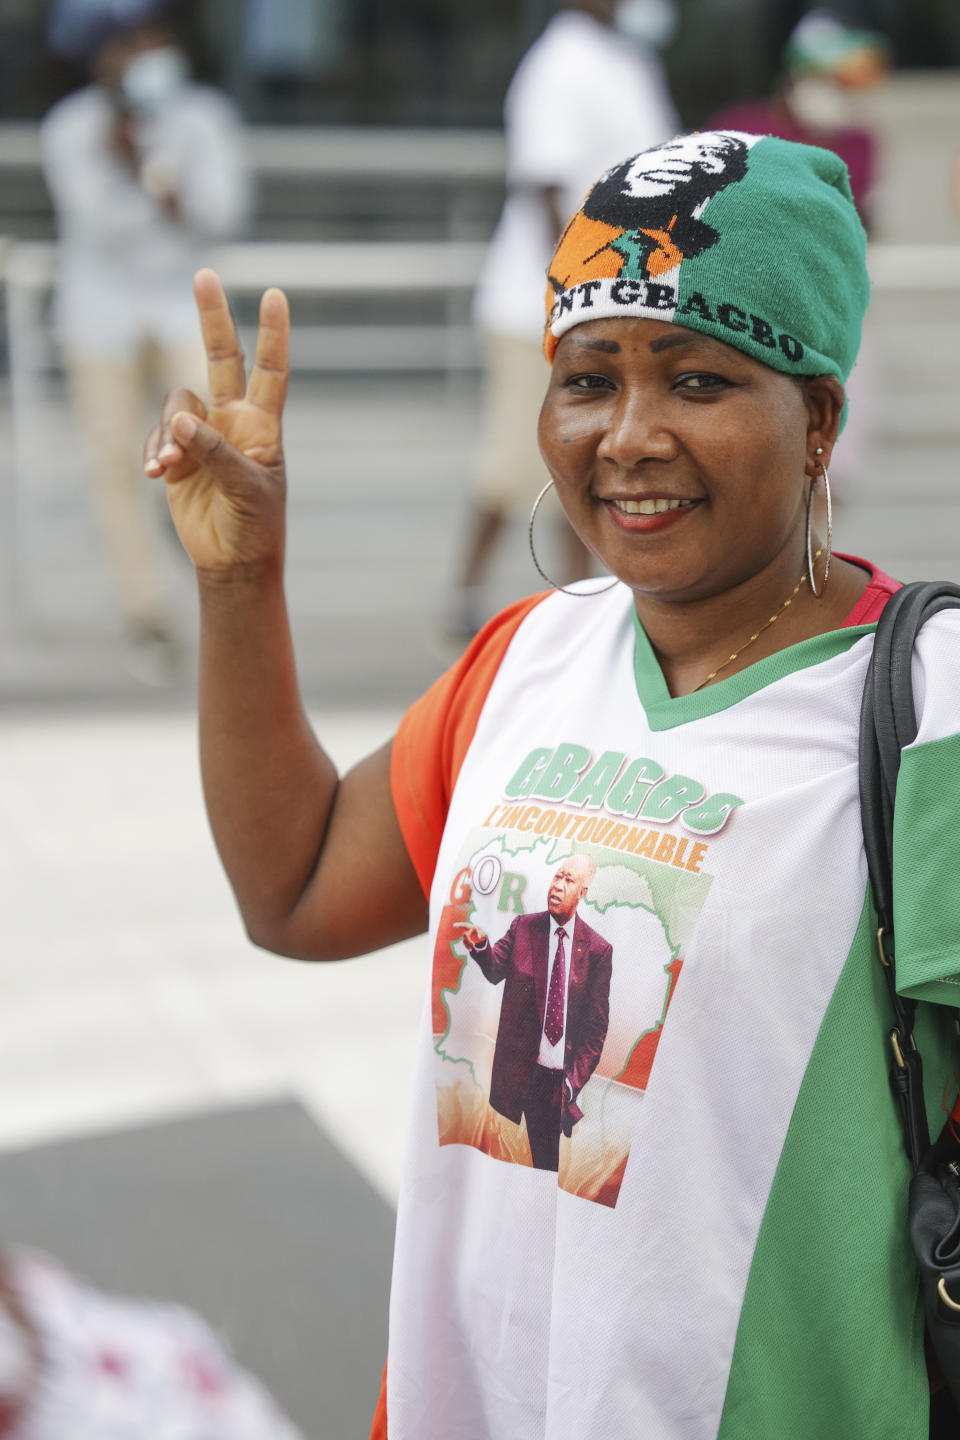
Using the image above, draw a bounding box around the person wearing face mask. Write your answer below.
[708,8,891,232]
[40,0,250,683]
[441,0,679,649]
[708,9,891,498]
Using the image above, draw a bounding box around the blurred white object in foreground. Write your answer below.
[0,1248,303,1439]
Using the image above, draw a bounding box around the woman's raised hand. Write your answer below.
[143,269,289,576]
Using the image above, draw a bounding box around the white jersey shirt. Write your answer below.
[473,10,679,342]
[384,565,960,1440]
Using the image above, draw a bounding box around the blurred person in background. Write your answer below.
[0,1245,302,1437]
[709,7,890,228]
[709,7,891,491]
[442,0,679,647]
[244,0,346,123]
[40,0,250,684]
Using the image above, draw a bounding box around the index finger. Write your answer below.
[144,386,207,480]
[193,268,246,407]
[245,286,290,418]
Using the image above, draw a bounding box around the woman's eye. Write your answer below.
[674,372,729,393]
[564,372,613,392]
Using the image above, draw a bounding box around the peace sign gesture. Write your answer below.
[143,269,290,576]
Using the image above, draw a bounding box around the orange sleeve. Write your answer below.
[390,592,547,898]
[369,1361,388,1440]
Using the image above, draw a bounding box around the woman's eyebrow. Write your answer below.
[571,337,621,353]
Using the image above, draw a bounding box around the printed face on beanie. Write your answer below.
[549,134,749,295]
[596,133,747,205]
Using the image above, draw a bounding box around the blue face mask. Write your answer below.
[121,45,187,113]
[613,0,678,50]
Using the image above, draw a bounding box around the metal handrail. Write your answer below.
[0,237,488,293]
[0,121,506,178]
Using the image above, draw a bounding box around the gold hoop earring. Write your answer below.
[805,451,832,599]
[528,479,618,596]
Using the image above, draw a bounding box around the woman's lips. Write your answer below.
[604,498,701,533]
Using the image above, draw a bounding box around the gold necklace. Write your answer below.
[692,546,823,692]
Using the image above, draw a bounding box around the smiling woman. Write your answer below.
[142,131,960,1440]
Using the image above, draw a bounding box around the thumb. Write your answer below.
[169,411,259,496]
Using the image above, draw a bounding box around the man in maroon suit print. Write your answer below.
[460,854,612,1171]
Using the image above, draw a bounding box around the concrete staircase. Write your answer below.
[3,78,960,702]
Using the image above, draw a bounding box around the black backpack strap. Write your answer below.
[858,580,960,1170]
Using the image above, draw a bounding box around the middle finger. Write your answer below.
[246,286,290,418]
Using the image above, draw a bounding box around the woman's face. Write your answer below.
[539,317,820,604]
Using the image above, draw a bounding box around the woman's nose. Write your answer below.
[595,392,676,468]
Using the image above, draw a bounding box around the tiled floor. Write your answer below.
[0,705,427,1206]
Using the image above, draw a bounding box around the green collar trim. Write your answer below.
[632,610,876,731]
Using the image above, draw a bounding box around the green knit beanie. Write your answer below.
[544,131,869,415]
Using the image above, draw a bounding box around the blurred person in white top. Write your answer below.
[445,0,679,645]
[41,0,250,680]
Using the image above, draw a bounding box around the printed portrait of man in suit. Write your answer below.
[460,855,613,1172]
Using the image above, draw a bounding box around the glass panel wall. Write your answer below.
[1,0,957,127]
